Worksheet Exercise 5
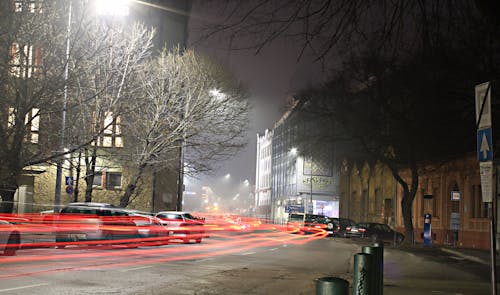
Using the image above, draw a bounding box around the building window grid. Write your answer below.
[9,43,42,78]
[14,0,43,13]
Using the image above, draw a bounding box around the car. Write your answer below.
[155,211,205,243]
[287,213,334,235]
[331,217,356,237]
[0,220,20,256]
[345,222,404,244]
[126,212,169,245]
[55,202,141,248]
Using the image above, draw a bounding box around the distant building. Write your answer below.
[265,96,340,224]
[255,129,273,219]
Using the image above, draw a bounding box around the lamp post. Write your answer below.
[53,1,72,212]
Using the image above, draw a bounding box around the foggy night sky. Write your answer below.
[187,3,325,198]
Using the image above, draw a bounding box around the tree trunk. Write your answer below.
[120,163,147,208]
[84,145,98,203]
[388,162,419,245]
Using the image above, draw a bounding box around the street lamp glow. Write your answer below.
[224,173,231,179]
[243,179,249,186]
[209,88,226,100]
[96,0,130,16]
[290,147,298,155]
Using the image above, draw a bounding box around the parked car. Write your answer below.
[331,218,356,237]
[0,220,20,256]
[155,211,205,243]
[126,212,169,245]
[345,222,404,244]
[55,202,141,248]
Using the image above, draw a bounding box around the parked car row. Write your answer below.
[286,213,404,244]
[52,202,207,249]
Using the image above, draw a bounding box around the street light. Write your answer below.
[96,0,130,16]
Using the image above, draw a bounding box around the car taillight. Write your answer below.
[359,228,366,233]
[346,227,351,231]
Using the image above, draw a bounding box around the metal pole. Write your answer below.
[310,155,313,214]
[54,1,72,212]
[491,162,498,295]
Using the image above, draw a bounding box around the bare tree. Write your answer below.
[69,22,154,202]
[0,1,154,212]
[0,1,77,213]
[118,48,250,208]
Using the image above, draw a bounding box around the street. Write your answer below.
[0,230,494,295]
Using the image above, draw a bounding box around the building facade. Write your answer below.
[340,154,494,250]
[255,129,273,220]
[266,97,340,224]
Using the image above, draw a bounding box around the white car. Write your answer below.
[0,220,20,256]
[155,211,205,244]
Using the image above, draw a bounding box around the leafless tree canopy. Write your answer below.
[194,0,488,63]
[119,48,250,207]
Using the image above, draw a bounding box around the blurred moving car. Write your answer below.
[287,213,335,235]
[155,211,205,243]
[126,212,169,245]
[0,220,20,256]
[345,222,404,244]
[55,202,141,248]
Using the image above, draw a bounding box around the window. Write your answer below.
[9,43,42,78]
[471,184,489,218]
[93,172,103,187]
[8,107,40,143]
[432,187,440,218]
[14,0,42,13]
[94,112,123,148]
[107,172,122,189]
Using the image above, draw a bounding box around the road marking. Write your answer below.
[0,283,49,293]
[121,266,153,272]
[241,251,256,255]
[269,248,279,251]
[195,257,215,263]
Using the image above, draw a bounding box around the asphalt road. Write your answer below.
[0,231,495,294]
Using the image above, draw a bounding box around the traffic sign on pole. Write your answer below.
[475,82,492,129]
[477,128,493,162]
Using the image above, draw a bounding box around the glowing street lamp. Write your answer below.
[96,0,130,16]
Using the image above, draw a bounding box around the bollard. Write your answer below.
[362,246,382,294]
[352,253,373,295]
[315,277,349,295]
[372,241,384,295]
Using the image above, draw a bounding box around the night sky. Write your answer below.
[187,3,325,200]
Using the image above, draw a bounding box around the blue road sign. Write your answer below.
[65,176,74,186]
[477,128,493,162]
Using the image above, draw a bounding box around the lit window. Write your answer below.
[8,107,40,143]
[9,43,42,78]
[95,112,123,148]
[107,172,122,189]
[14,0,43,13]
